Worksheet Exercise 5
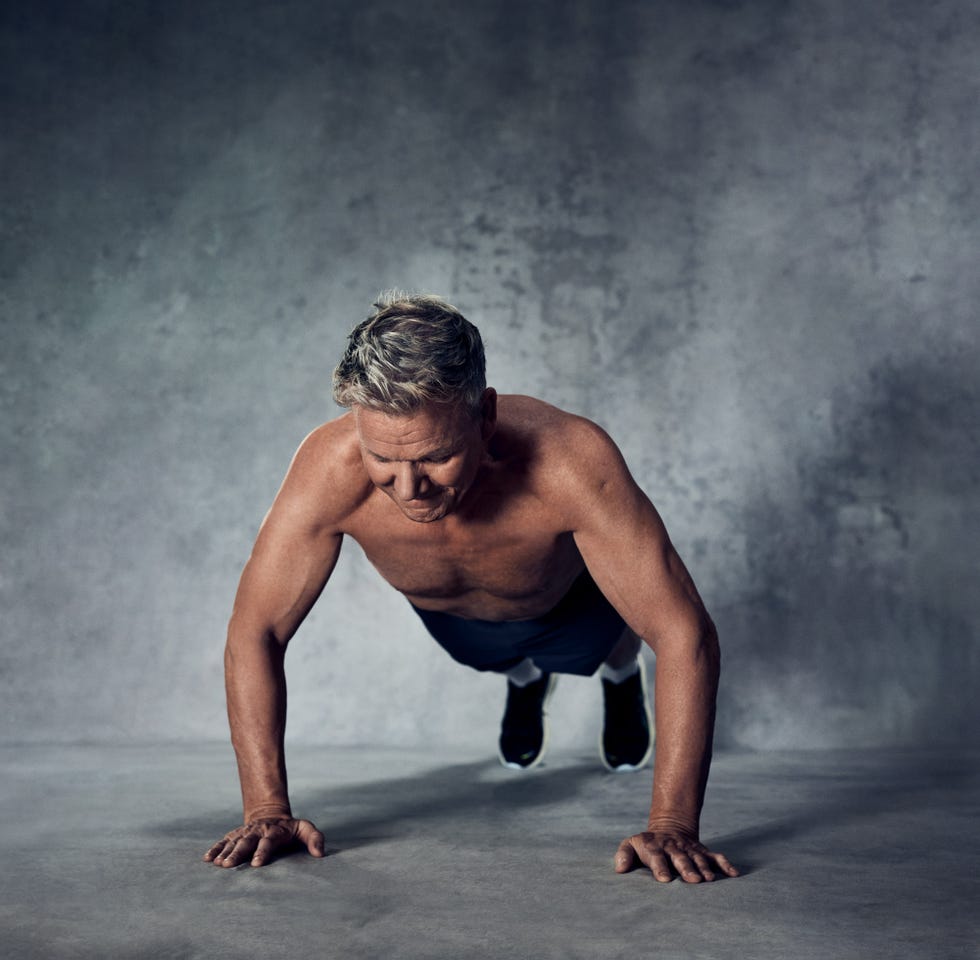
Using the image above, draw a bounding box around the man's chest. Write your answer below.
[342,491,581,606]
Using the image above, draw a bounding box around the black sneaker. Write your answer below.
[600,660,654,771]
[498,673,557,769]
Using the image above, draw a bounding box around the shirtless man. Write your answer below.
[203,294,738,883]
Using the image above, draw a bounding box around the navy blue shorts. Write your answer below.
[410,569,627,676]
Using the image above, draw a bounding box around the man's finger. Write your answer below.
[251,837,277,867]
[222,836,258,868]
[203,840,226,862]
[217,839,244,867]
[613,839,638,874]
[214,839,238,864]
[304,827,326,858]
[691,852,716,882]
[710,852,740,877]
[669,851,703,883]
[646,851,674,882]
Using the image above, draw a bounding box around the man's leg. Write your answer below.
[598,629,654,771]
[498,659,557,770]
[600,629,643,676]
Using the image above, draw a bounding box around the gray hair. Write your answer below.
[332,292,486,415]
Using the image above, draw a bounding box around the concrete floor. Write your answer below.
[1,744,976,960]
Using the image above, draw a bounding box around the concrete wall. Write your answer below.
[3,0,977,750]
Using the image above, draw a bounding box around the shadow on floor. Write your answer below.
[153,744,979,875]
[712,747,979,872]
[157,754,612,859]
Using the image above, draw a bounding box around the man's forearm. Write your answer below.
[646,619,720,833]
[225,623,292,821]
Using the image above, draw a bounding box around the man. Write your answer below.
[203,294,738,883]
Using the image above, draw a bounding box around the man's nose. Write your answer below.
[393,463,429,500]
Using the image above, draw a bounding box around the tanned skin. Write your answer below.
[203,390,739,883]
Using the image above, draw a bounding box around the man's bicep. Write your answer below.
[570,460,707,648]
[230,515,343,647]
[228,423,361,646]
[228,449,347,645]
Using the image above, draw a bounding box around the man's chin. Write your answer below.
[398,500,451,523]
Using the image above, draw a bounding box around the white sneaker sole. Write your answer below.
[498,674,558,770]
[599,657,655,773]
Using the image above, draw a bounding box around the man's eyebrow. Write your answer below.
[420,446,456,460]
[366,446,456,463]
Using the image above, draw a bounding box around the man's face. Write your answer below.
[355,392,495,523]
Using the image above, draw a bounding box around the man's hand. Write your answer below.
[203,817,325,868]
[614,826,739,883]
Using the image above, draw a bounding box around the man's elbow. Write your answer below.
[225,610,286,657]
[656,611,720,676]
[699,614,721,680]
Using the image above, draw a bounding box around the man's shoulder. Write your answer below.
[300,410,359,450]
[276,412,373,525]
[291,411,362,471]
[496,395,628,493]
[495,396,642,533]
[497,395,621,458]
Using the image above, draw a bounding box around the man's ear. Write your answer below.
[480,387,498,441]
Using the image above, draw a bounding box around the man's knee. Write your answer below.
[604,629,642,669]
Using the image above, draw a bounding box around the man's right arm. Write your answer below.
[203,423,359,868]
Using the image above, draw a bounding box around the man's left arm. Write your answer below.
[563,419,739,883]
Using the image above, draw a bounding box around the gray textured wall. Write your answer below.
[2,0,977,751]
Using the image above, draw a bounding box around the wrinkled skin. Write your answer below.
[615,824,739,883]
[203,817,324,868]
